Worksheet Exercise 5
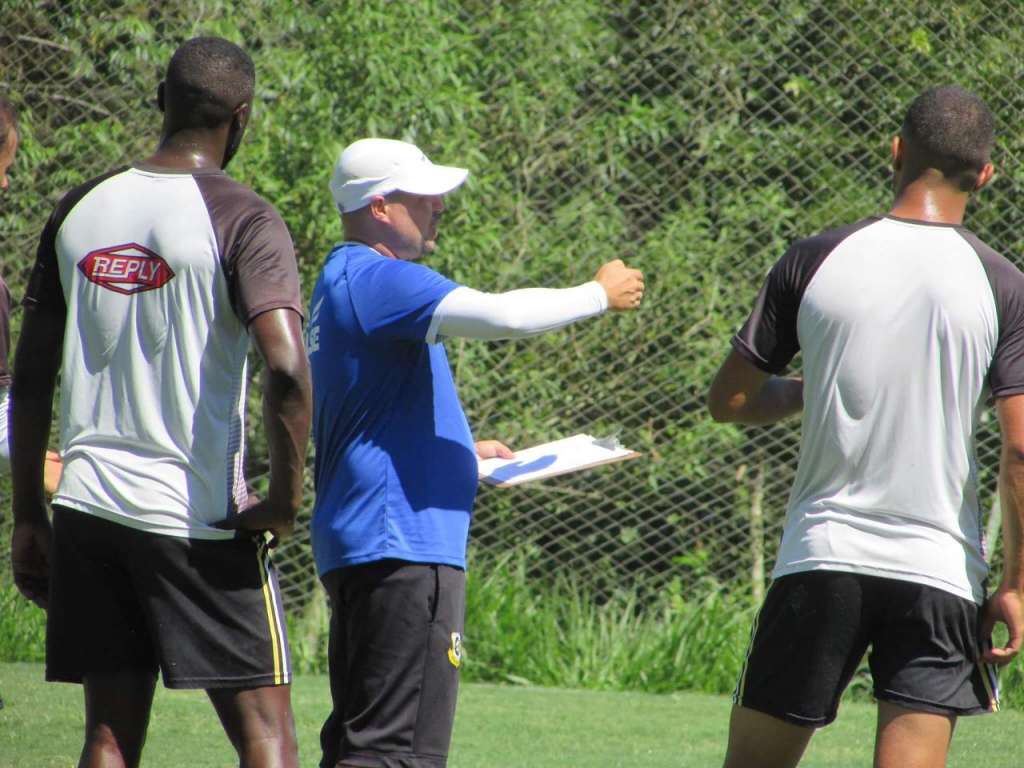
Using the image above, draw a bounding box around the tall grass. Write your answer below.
[463,552,754,694]
[8,556,1024,712]
[998,647,1024,711]
[0,581,46,662]
[285,552,755,695]
[284,553,1024,709]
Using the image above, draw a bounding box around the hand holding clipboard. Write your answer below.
[477,433,640,487]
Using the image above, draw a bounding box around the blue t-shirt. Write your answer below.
[307,242,478,575]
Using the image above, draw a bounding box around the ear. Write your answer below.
[157,82,166,113]
[891,135,903,170]
[975,162,995,192]
[367,196,390,223]
[221,103,253,170]
[233,102,251,132]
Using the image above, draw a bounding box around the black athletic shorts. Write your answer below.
[735,570,999,726]
[320,560,466,768]
[47,506,291,689]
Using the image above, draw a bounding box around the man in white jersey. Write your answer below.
[10,38,311,768]
[709,86,1024,768]
[0,93,61,492]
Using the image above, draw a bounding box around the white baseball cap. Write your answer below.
[329,138,469,213]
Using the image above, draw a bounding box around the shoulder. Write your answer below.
[782,217,881,265]
[957,227,1020,278]
[766,217,882,294]
[755,217,881,299]
[956,228,1024,319]
[339,242,383,268]
[50,166,131,228]
[193,172,285,225]
[316,244,382,293]
[65,167,132,199]
[345,246,446,283]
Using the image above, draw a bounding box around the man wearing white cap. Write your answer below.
[308,137,644,768]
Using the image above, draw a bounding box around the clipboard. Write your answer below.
[478,433,641,487]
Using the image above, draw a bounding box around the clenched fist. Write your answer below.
[595,259,645,311]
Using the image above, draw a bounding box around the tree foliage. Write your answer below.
[2,0,1023,600]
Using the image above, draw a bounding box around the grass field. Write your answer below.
[2,663,1023,767]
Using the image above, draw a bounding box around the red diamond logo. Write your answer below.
[78,243,175,295]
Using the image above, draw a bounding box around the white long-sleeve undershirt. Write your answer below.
[426,282,609,344]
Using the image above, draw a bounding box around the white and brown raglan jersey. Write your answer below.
[24,165,303,539]
[733,215,1024,604]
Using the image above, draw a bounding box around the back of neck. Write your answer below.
[143,129,225,171]
[888,178,969,226]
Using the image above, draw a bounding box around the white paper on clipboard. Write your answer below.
[477,433,640,487]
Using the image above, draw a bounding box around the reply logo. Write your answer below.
[78,243,175,295]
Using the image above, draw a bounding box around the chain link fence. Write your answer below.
[3,1,1023,612]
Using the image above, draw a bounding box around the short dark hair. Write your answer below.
[900,86,994,191]
[0,93,18,150]
[163,37,255,129]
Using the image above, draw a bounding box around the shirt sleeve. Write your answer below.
[23,168,126,319]
[984,256,1024,398]
[22,204,68,317]
[427,282,608,343]
[731,248,804,374]
[348,258,460,342]
[956,229,1024,398]
[225,209,304,325]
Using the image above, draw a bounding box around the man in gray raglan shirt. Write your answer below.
[709,86,1024,768]
[11,38,311,768]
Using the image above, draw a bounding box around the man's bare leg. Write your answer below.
[874,701,954,768]
[80,670,157,768]
[208,685,298,768]
[722,705,815,768]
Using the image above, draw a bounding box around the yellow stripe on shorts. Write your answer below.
[979,660,1000,713]
[257,542,284,685]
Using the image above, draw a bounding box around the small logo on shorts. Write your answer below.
[78,242,175,295]
[447,632,462,669]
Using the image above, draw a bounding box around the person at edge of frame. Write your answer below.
[0,92,62,494]
[709,85,1023,768]
[9,37,311,768]
[308,137,645,768]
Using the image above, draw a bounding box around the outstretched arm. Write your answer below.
[10,306,65,608]
[707,348,803,426]
[215,308,312,544]
[982,394,1024,665]
[429,259,644,342]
